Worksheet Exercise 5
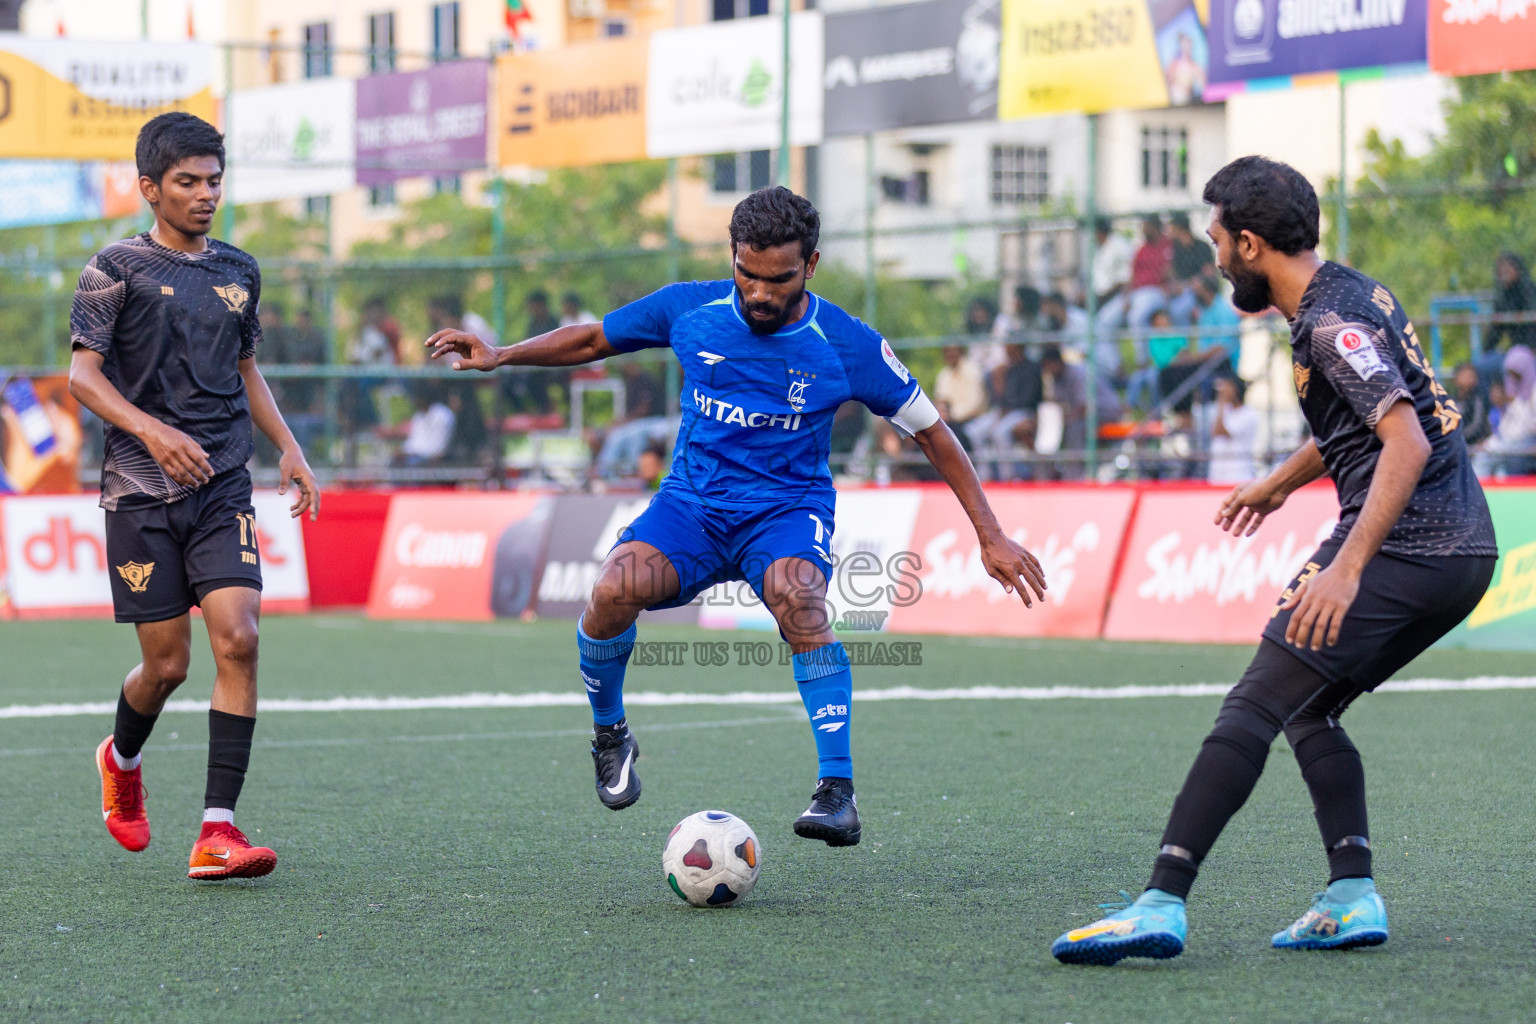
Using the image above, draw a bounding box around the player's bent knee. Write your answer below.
[144,654,190,689]
[213,625,261,668]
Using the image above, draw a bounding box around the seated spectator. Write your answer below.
[619,359,664,421]
[258,301,294,362]
[524,290,559,337]
[1192,275,1242,374]
[445,382,490,465]
[1097,216,1171,338]
[1165,213,1215,324]
[967,343,1043,480]
[1475,345,1536,476]
[560,292,599,328]
[637,440,667,491]
[1040,344,1123,476]
[1207,375,1259,484]
[934,344,990,448]
[965,295,998,337]
[397,383,457,467]
[1090,216,1134,312]
[1042,290,1112,377]
[1453,362,1492,446]
[349,297,399,367]
[1126,309,1185,412]
[287,307,329,365]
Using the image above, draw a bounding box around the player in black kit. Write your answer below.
[1051,157,1499,965]
[69,113,320,880]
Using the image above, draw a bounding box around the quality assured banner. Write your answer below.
[1102,484,1340,645]
[1000,0,1212,118]
[0,36,215,160]
[646,12,824,159]
[1207,0,1428,89]
[497,37,648,168]
[1428,0,1536,76]
[823,0,1001,136]
[225,79,356,205]
[356,60,489,185]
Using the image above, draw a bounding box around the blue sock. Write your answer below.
[1326,877,1375,904]
[1136,888,1186,908]
[577,619,636,727]
[793,643,852,780]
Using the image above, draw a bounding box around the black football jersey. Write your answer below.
[1289,262,1496,557]
[70,233,263,510]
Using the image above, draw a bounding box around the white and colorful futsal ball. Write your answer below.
[663,810,761,907]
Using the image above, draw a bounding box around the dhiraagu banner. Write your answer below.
[0,36,214,160]
[1439,488,1536,651]
[999,0,1211,117]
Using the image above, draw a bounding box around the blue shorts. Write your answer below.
[616,488,834,610]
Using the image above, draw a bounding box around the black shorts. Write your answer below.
[1261,539,1496,691]
[104,467,263,624]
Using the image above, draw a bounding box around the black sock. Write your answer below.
[205,710,256,810]
[1147,723,1273,899]
[113,689,158,761]
[1290,726,1372,882]
[595,717,627,737]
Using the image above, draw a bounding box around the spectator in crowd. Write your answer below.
[445,381,490,466]
[618,359,664,421]
[559,292,599,328]
[396,382,456,467]
[1126,309,1187,412]
[1091,216,1134,311]
[257,304,327,456]
[964,295,998,337]
[1097,216,1171,338]
[1165,213,1216,324]
[1192,275,1242,374]
[1042,290,1114,379]
[1478,252,1536,383]
[1040,344,1123,475]
[1453,362,1492,446]
[525,290,560,337]
[258,301,293,361]
[286,308,329,365]
[1475,345,1536,476]
[967,343,1043,480]
[349,297,399,366]
[1206,375,1259,484]
[934,344,990,448]
[637,440,667,491]
[590,359,671,480]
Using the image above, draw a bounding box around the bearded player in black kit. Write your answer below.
[69,113,320,880]
[1051,157,1498,965]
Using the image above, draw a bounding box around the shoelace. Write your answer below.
[1097,890,1136,914]
[110,773,147,818]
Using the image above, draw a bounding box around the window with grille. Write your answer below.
[432,175,462,196]
[368,183,397,208]
[302,22,332,79]
[431,3,460,62]
[367,11,397,74]
[1141,126,1189,190]
[304,196,331,221]
[712,0,770,20]
[990,145,1049,206]
[711,151,773,194]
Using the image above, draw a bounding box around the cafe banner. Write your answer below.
[225,78,356,205]
[497,37,647,169]
[0,36,214,160]
[1206,0,1428,96]
[1000,0,1212,118]
[356,60,490,185]
[823,0,1001,137]
[1428,0,1536,77]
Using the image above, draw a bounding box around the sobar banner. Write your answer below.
[497,37,647,168]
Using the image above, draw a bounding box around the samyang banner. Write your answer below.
[1000,0,1212,118]
[823,0,1000,136]
[0,36,215,160]
[1207,0,1428,94]
[1429,0,1536,77]
[356,60,489,185]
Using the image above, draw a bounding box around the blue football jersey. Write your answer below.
[602,280,922,511]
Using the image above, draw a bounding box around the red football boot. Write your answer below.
[96,736,150,852]
[188,822,277,880]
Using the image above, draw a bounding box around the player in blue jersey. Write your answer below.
[428,187,1046,845]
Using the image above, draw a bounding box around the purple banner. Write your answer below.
[356,60,490,185]
[1207,0,1427,85]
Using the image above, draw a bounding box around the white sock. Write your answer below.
[112,745,141,772]
[202,807,235,825]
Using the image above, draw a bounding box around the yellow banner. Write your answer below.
[0,38,215,161]
[496,38,647,169]
[999,1,1209,118]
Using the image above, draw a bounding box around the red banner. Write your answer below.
[885,487,1137,639]
[1429,1,1536,76]
[1102,484,1341,645]
[367,492,552,620]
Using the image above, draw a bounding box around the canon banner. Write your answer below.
[356,60,489,186]
[1207,0,1428,92]
[823,0,1000,136]
[1429,0,1536,76]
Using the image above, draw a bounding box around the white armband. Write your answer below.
[887,387,940,437]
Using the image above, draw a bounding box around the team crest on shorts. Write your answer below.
[116,561,155,593]
[213,283,250,314]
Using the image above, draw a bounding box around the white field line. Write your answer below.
[1,677,1534,721]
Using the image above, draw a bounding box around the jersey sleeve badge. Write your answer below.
[879,337,911,385]
[1335,326,1388,381]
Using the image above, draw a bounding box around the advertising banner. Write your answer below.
[1,375,83,495]
[1206,0,1428,91]
[999,0,1212,118]
[885,486,1135,638]
[1102,484,1340,645]
[646,12,824,159]
[356,60,489,185]
[497,38,647,168]
[823,0,1001,136]
[0,36,214,160]
[0,491,309,618]
[226,79,356,205]
[1428,0,1536,76]
[1437,488,1536,650]
[0,160,138,229]
[535,493,699,624]
[367,493,552,621]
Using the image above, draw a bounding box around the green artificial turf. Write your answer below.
[1,616,1533,1023]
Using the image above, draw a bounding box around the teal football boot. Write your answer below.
[1051,890,1187,965]
[1272,882,1388,951]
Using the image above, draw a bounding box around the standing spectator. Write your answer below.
[1097,216,1171,339]
[1041,344,1123,475]
[1475,345,1536,476]
[964,295,997,337]
[637,440,667,491]
[396,383,456,466]
[967,343,1043,480]
[934,344,989,448]
[1042,290,1111,378]
[349,297,399,366]
[445,381,490,466]
[525,290,560,337]
[1192,276,1242,374]
[258,301,293,362]
[1453,362,1492,446]
[1207,376,1259,484]
[1165,213,1215,324]
[1090,216,1134,311]
[560,292,599,328]
[1481,253,1536,381]
[287,308,329,365]
[429,294,498,349]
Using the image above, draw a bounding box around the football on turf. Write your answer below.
[663,810,761,907]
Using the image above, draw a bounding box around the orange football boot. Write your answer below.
[96,736,150,852]
[188,823,277,880]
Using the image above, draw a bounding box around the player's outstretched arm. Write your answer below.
[239,357,320,521]
[426,322,620,371]
[911,420,1047,607]
[68,347,214,488]
[1215,438,1328,537]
